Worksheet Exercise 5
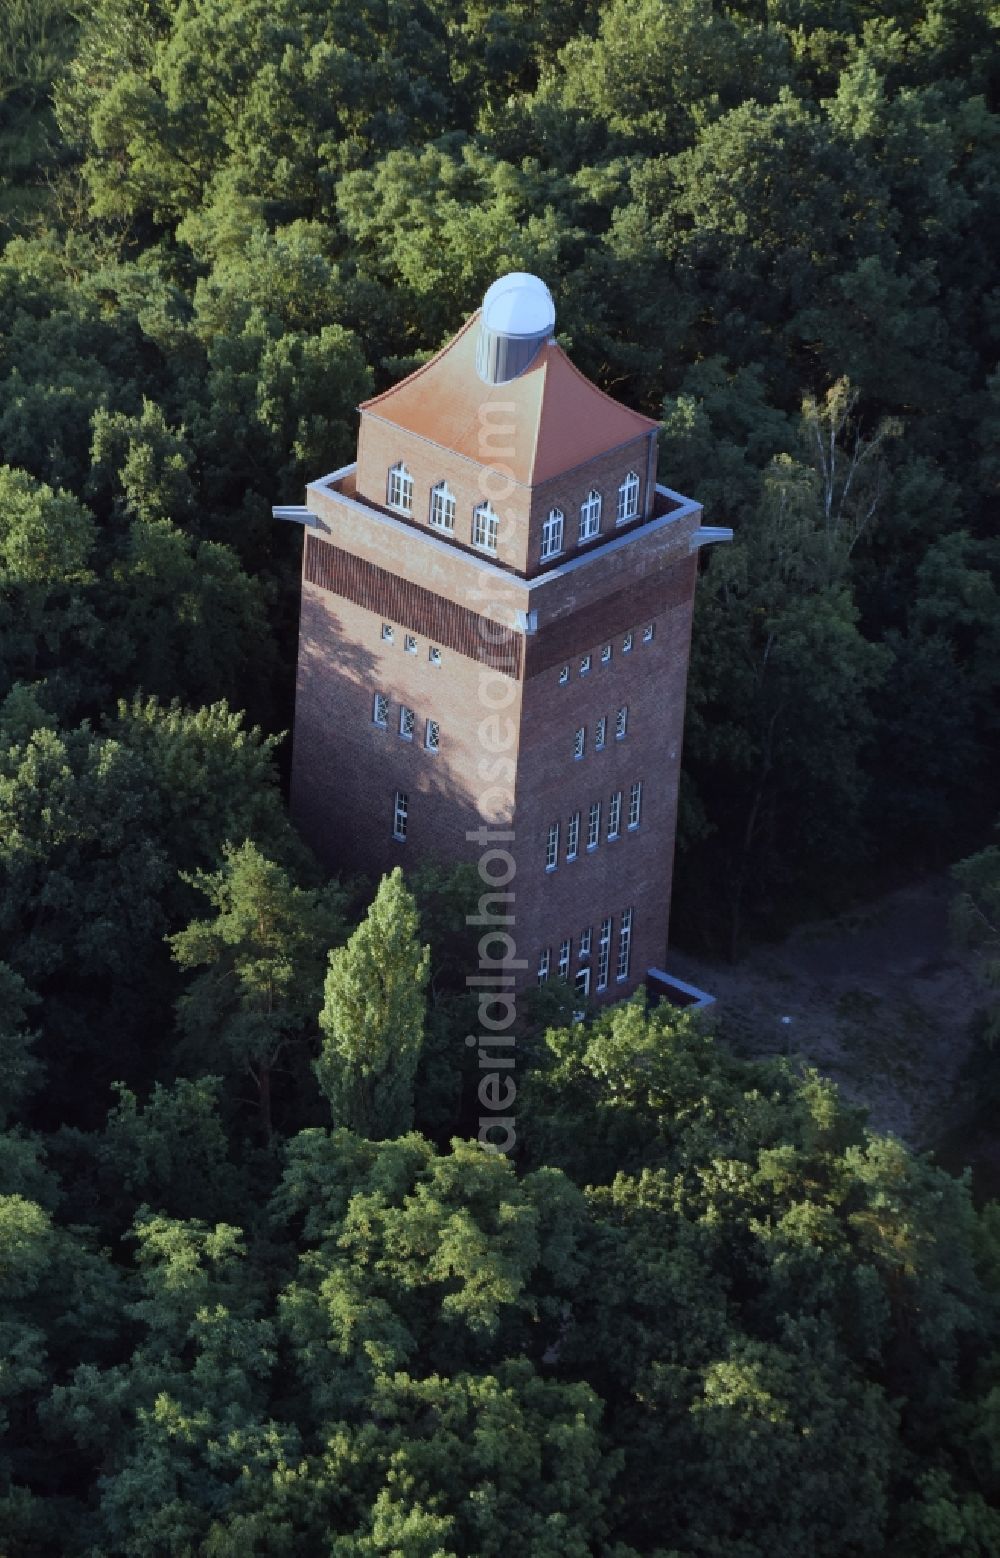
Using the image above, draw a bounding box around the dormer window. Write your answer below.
[429,482,456,532]
[617,471,640,524]
[540,508,564,561]
[472,501,499,554]
[579,489,602,541]
[387,463,413,514]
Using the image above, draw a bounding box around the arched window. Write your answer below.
[540,508,564,560]
[387,462,413,514]
[617,471,640,524]
[472,501,499,554]
[429,481,455,531]
[579,489,602,541]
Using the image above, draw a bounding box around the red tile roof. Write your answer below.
[359,312,658,486]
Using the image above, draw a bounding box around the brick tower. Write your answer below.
[276,274,728,1002]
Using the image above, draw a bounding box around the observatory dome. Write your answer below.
[476,272,555,386]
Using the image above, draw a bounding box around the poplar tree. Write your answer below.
[316,868,430,1139]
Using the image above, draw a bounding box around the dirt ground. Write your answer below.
[667,875,987,1149]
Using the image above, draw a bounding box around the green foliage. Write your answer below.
[2,0,1000,1547]
[317,868,430,1138]
[0,962,42,1126]
[0,464,97,702]
[170,842,346,1137]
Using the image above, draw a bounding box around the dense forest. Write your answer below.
[2,0,1000,1550]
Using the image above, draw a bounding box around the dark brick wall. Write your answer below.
[292,445,702,1002]
[305,536,524,675]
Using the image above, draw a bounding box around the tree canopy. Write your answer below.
[1,0,999,1547]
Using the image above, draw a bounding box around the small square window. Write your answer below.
[642,624,654,644]
[558,665,569,685]
[623,631,633,654]
[399,706,415,740]
[425,719,440,753]
[429,646,442,666]
[404,634,417,655]
[372,692,388,727]
[382,623,394,643]
[580,654,591,676]
[601,643,611,664]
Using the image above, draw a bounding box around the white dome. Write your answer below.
[477,273,555,384]
[481,273,556,339]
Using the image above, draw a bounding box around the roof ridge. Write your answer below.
[359,311,480,411]
[525,345,550,484]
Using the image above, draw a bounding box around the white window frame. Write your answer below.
[643,623,654,644]
[558,939,571,979]
[545,823,559,871]
[579,927,592,959]
[429,482,456,532]
[597,917,612,991]
[372,692,388,727]
[393,790,408,842]
[472,501,500,554]
[617,908,633,981]
[573,726,585,760]
[579,489,602,541]
[595,716,607,751]
[387,463,413,515]
[623,631,633,654]
[617,471,640,524]
[404,633,417,655]
[575,966,591,998]
[587,802,601,850]
[616,705,628,741]
[628,781,642,830]
[558,665,569,685]
[429,646,442,667]
[399,706,415,741]
[425,719,440,753]
[541,508,564,561]
[580,653,591,676]
[538,948,550,984]
[381,623,394,643]
[608,791,622,840]
[601,643,612,665]
[567,812,580,861]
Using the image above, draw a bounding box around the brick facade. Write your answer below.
[288,295,705,1002]
[357,413,661,581]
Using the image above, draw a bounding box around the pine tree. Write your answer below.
[316,868,430,1139]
